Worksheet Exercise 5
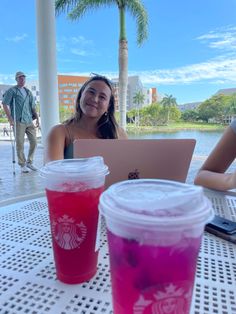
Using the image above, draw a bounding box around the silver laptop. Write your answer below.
[74,139,196,188]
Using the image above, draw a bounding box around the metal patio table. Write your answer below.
[0,189,235,314]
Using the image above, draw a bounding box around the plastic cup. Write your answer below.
[40,157,109,284]
[99,179,214,314]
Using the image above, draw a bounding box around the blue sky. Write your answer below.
[0,0,236,104]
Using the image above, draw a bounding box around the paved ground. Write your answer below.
[0,134,208,203]
[0,139,45,202]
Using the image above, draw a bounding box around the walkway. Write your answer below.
[0,138,206,203]
[0,140,44,203]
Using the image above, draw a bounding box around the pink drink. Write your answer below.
[46,186,104,284]
[107,230,202,314]
[99,179,214,314]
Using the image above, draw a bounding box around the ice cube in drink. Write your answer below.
[46,184,104,284]
[108,230,201,314]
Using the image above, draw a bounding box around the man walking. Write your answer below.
[3,71,39,173]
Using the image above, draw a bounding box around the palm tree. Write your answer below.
[55,0,148,130]
[160,94,177,125]
[228,94,236,115]
[133,90,145,127]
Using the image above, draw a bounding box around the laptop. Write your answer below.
[73,139,196,188]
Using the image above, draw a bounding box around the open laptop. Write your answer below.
[74,139,196,188]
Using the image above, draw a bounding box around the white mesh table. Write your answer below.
[0,191,236,314]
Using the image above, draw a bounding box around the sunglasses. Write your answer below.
[90,72,115,87]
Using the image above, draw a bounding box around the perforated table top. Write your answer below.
[0,191,235,314]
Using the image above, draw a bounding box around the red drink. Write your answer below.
[107,230,202,314]
[46,185,104,284]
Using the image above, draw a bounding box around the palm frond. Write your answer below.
[55,0,80,16]
[56,0,115,20]
[55,0,148,46]
[126,0,148,46]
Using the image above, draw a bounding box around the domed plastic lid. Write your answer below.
[40,157,109,191]
[40,157,109,179]
[99,179,214,229]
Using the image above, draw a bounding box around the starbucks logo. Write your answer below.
[133,283,191,314]
[52,215,87,250]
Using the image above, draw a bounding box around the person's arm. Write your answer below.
[45,124,67,163]
[32,107,40,128]
[3,104,14,126]
[194,126,236,191]
[2,88,14,125]
[29,90,40,128]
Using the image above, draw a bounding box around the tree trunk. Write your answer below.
[167,108,170,125]
[119,39,128,130]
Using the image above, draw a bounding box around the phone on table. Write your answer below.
[205,215,236,244]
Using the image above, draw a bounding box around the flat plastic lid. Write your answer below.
[40,157,109,179]
[99,179,214,227]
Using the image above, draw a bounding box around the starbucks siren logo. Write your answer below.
[133,283,191,314]
[52,215,87,250]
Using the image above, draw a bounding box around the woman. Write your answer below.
[194,119,236,191]
[46,75,128,161]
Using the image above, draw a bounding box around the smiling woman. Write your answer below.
[45,75,128,162]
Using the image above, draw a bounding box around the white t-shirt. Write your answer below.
[19,87,27,99]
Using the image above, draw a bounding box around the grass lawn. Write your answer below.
[127,122,226,133]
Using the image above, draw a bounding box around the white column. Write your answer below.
[36,0,59,146]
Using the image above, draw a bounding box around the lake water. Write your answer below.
[128,130,224,156]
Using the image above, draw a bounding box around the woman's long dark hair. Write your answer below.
[65,75,119,139]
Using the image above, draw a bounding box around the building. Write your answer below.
[57,75,156,112]
[0,74,158,112]
[215,88,236,96]
[109,77,121,111]
[143,88,152,107]
[178,87,236,112]
[127,76,144,110]
[27,81,40,103]
[151,87,158,103]
[112,75,158,111]
[58,75,89,111]
[0,84,13,105]
[178,102,202,112]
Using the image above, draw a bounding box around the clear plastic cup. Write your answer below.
[99,179,214,314]
[40,157,109,284]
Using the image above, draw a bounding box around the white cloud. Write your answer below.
[0,73,15,84]
[196,25,236,51]
[57,35,94,56]
[2,54,236,87]
[70,48,90,56]
[5,33,28,43]
[111,26,236,87]
[122,26,233,86]
[59,53,236,87]
[70,25,236,87]
[56,42,64,52]
[128,55,236,86]
[71,36,93,45]
[93,54,236,87]
[57,58,92,65]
